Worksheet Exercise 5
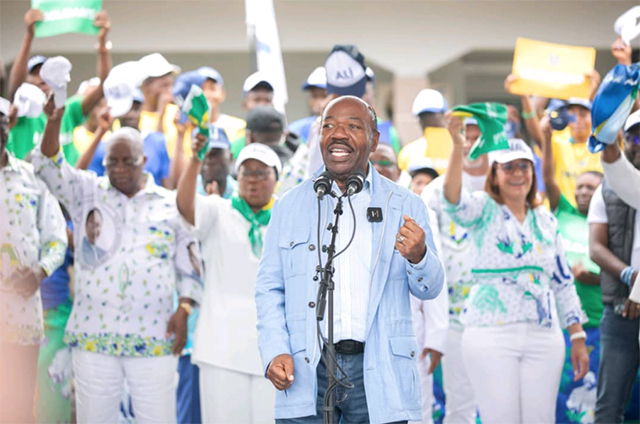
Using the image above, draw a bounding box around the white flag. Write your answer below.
[245,0,288,114]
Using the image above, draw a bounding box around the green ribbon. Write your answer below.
[231,194,272,258]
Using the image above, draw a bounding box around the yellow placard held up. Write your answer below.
[424,127,453,175]
[510,37,596,100]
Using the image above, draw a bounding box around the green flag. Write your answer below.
[182,85,211,161]
[33,0,102,38]
[451,102,509,160]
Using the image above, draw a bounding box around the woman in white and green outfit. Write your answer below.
[442,117,590,424]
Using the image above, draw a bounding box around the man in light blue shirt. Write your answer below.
[256,96,445,424]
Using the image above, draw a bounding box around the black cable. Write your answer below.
[329,194,356,261]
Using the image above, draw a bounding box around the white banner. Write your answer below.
[245,0,288,114]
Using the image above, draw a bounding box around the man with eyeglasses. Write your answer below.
[176,140,279,423]
[33,96,203,422]
[589,109,640,423]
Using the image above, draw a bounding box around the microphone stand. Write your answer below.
[317,192,344,424]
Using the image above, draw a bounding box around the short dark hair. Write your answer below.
[410,168,439,180]
[201,148,230,194]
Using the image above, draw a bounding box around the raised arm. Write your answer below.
[443,115,465,205]
[176,133,206,225]
[80,11,112,115]
[41,95,64,157]
[8,9,43,100]
[163,109,187,189]
[539,115,561,211]
[601,143,640,210]
[75,108,111,170]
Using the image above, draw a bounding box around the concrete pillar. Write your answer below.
[392,75,428,147]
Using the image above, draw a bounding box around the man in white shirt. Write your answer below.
[35,97,202,423]
[177,139,280,423]
[589,111,640,423]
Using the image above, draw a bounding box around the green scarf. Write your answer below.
[231,194,272,258]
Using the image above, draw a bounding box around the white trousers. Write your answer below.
[461,323,565,424]
[199,363,275,424]
[72,349,178,424]
[443,327,477,424]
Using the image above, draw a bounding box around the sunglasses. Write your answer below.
[498,161,531,173]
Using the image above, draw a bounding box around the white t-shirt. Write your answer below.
[587,185,640,270]
[183,194,264,376]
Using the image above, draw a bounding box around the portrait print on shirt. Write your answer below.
[79,207,117,268]
[175,239,204,281]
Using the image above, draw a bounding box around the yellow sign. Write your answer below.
[424,127,453,175]
[511,38,596,100]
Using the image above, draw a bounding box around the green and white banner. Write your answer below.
[33,0,102,38]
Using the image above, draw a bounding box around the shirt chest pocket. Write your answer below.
[278,226,312,279]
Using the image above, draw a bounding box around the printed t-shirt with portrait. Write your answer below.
[0,154,67,345]
[32,149,203,357]
[6,96,85,165]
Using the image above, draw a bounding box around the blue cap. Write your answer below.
[567,98,592,111]
[173,67,224,104]
[324,45,367,98]
[197,67,224,87]
[27,55,47,74]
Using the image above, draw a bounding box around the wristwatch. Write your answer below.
[179,302,193,316]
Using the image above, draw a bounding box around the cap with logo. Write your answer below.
[40,56,72,108]
[412,89,448,116]
[489,138,535,164]
[235,142,282,179]
[324,45,367,98]
[302,67,327,91]
[138,53,179,80]
[243,71,274,95]
[104,61,145,118]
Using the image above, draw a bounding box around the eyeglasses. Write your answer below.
[371,159,395,168]
[103,157,144,169]
[238,169,273,182]
[498,161,531,174]
[625,135,640,146]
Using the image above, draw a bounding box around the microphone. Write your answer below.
[346,170,365,196]
[313,171,334,199]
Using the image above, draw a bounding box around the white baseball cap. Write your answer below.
[489,138,535,164]
[235,142,282,179]
[243,71,274,94]
[104,61,145,118]
[77,77,101,96]
[412,89,448,116]
[624,109,640,132]
[138,53,179,80]
[13,83,47,118]
[40,56,72,108]
[302,67,327,90]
